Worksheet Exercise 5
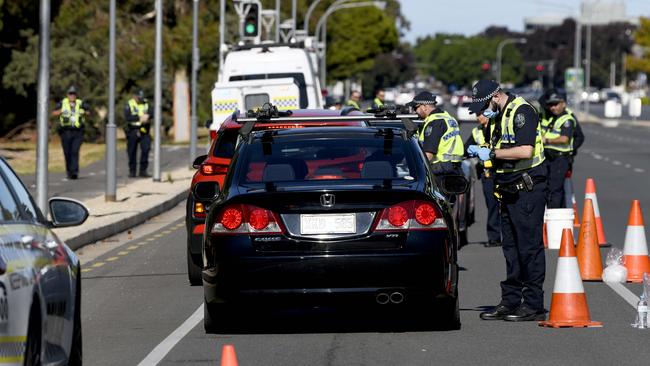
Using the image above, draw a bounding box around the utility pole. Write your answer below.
[275,0,281,42]
[291,0,297,39]
[106,0,117,201]
[36,0,50,215]
[584,23,592,117]
[153,0,163,182]
[190,0,199,166]
[573,18,582,114]
[219,0,226,71]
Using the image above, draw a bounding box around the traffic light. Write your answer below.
[481,63,491,72]
[536,64,545,72]
[243,3,260,37]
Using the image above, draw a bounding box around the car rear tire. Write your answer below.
[458,228,468,249]
[24,299,41,366]
[436,295,461,330]
[187,247,202,286]
[69,268,83,366]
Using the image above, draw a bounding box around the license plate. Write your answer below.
[300,214,356,235]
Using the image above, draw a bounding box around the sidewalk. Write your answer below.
[22,145,200,250]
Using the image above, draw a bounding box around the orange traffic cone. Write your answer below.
[576,199,603,281]
[539,228,603,328]
[220,345,238,366]
[584,178,608,246]
[623,200,650,283]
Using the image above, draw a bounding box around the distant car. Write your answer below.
[456,98,474,122]
[198,117,468,332]
[186,109,367,285]
[0,157,88,365]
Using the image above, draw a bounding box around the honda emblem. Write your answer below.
[320,193,335,207]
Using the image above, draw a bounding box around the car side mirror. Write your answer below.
[48,197,89,228]
[193,181,220,201]
[204,119,213,129]
[440,175,469,195]
[192,155,208,169]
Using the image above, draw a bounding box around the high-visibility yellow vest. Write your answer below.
[128,98,150,133]
[59,98,85,128]
[419,111,464,163]
[373,98,384,107]
[540,109,552,133]
[346,100,360,109]
[493,97,545,174]
[472,126,487,145]
[543,112,575,153]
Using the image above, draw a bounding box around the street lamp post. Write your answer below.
[303,0,324,34]
[190,0,199,167]
[496,38,527,85]
[315,1,386,87]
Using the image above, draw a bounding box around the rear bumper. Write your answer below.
[203,246,456,306]
[188,223,204,256]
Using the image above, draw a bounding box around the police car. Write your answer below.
[0,157,87,365]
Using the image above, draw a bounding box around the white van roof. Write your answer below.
[221,46,314,81]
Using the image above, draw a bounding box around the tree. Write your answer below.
[628,17,650,76]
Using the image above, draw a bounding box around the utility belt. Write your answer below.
[58,125,83,132]
[544,149,572,159]
[495,172,545,195]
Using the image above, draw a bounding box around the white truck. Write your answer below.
[209,44,323,139]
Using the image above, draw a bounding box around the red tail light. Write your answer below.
[375,200,447,231]
[201,164,228,175]
[212,204,282,234]
[209,130,217,141]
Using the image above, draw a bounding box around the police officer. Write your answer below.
[51,86,90,180]
[542,90,577,208]
[124,89,153,178]
[467,80,547,321]
[408,91,464,178]
[464,113,501,247]
[371,88,385,109]
[345,90,362,110]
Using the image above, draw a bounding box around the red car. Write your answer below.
[186,109,366,285]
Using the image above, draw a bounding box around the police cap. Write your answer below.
[406,91,438,108]
[135,89,146,99]
[468,79,500,114]
[67,85,77,95]
[546,89,566,103]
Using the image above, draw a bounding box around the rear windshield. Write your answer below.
[239,135,417,183]
[213,130,238,158]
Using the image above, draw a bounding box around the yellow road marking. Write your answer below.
[92,262,105,268]
[106,257,119,262]
[154,234,163,238]
[162,230,172,235]
[118,251,130,255]
[146,237,155,242]
[138,242,148,246]
[127,245,138,250]
[81,268,92,273]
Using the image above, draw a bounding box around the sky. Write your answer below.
[400,0,650,43]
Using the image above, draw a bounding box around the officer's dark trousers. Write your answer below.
[499,180,546,311]
[545,154,570,208]
[59,129,83,178]
[126,129,151,175]
[481,176,501,243]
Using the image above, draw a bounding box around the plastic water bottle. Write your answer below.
[633,296,649,329]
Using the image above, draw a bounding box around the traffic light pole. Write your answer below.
[36,0,50,216]
[153,0,163,182]
[190,0,199,167]
[106,0,117,201]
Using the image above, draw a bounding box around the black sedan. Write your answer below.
[198,126,467,331]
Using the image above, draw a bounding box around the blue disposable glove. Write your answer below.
[476,147,492,161]
[466,145,480,157]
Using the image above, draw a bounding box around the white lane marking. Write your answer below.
[625,164,631,168]
[612,160,621,166]
[605,282,639,309]
[634,168,645,173]
[592,154,602,160]
[137,303,204,366]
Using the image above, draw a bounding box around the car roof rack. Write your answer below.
[231,42,306,52]
[237,103,420,140]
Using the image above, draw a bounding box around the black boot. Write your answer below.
[479,304,516,320]
[139,171,151,178]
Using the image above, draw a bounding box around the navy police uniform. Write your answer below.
[124,91,153,178]
[468,80,547,321]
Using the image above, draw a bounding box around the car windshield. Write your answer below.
[239,134,417,183]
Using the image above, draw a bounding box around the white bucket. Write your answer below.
[545,208,574,250]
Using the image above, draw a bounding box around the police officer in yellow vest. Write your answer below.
[467,80,547,322]
[542,90,576,208]
[464,113,501,247]
[371,88,385,110]
[345,90,362,110]
[407,91,464,179]
[124,89,153,178]
[51,86,90,180]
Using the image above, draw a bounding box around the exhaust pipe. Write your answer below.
[389,292,404,304]
[375,292,390,305]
